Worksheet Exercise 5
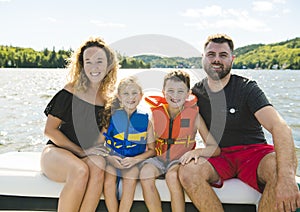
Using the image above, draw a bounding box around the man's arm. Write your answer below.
[255,105,300,210]
[255,106,296,179]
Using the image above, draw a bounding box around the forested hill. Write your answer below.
[0,46,72,68]
[233,37,300,69]
[138,37,300,70]
[133,37,300,70]
[0,46,149,69]
[0,37,299,69]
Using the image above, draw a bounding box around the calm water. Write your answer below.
[1,68,300,173]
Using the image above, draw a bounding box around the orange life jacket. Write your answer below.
[145,95,198,162]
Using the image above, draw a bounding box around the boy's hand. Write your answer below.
[180,150,199,165]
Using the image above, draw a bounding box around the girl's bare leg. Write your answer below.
[119,166,139,212]
[104,165,118,212]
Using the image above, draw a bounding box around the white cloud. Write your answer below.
[180,9,202,17]
[182,6,270,32]
[282,8,290,14]
[47,17,57,23]
[272,0,286,4]
[180,5,223,17]
[184,17,270,32]
[252,1,274,11]
[90,20,126,28]
[0,0,11,2]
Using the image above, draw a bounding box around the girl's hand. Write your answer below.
[121,157,139,169]
[107,155,124,169]
[179,150,199,165]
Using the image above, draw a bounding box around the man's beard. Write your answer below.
[204,63,231,81]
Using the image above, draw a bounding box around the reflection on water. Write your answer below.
[0,68,300,174]
[0,69,66,153]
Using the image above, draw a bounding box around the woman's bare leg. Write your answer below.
[79,155,106,212]
[41,145,89,212]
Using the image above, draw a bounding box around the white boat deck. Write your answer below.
[0,151,262,205]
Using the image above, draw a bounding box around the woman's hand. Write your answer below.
[84,144,110,157]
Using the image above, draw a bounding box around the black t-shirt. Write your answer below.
[44,89,104,149]
[192,74,272,148]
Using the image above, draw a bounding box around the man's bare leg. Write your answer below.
[258,152,299,211]
[178,158,224,212]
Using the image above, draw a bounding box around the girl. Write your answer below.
[102,76,156,212]
[41,37,118,212]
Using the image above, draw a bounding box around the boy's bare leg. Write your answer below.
[166,164,185,212]
[140,163,162,212]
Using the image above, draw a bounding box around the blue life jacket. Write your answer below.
[104,109,149,157]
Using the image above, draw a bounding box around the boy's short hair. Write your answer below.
[163,70,190,90]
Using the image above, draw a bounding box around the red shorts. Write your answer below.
[208,143,274,192]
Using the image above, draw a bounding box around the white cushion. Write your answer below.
[0,152,261,205]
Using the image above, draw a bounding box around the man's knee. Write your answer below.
[178,163,202,187]
[258,153,277,184]
[178,164,191,185]
[179,160,218,187]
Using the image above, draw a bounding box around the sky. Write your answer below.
[0,0,299,57]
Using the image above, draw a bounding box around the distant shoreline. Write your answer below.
[1,37,300,70]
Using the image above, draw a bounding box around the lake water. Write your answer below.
[1,68,300,174]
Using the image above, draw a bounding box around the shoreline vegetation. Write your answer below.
[0,37,299,70]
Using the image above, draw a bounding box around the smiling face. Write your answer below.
[83,46,108,85]
[163,79,189,110]
[118,83,143,114]
[202,42,234,81]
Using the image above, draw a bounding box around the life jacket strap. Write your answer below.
[157,137,196,146]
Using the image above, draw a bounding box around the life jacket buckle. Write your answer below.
[165,138,175,145]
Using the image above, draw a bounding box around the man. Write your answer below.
[178,34,300,212]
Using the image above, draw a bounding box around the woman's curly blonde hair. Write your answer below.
[66,36,118,100]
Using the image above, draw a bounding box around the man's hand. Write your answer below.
[275,179,300,211]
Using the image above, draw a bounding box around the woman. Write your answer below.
[41,37,118,212]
